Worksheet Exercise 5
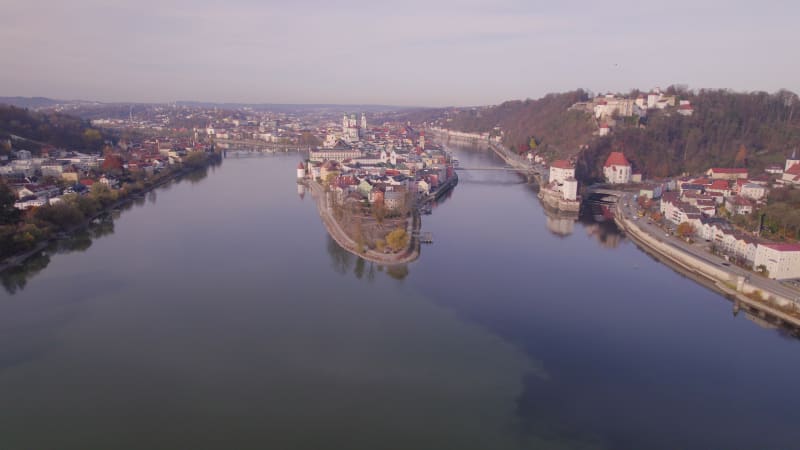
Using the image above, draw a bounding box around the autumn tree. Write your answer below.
[372,202,386,224]
[183,151,208,169]
[385,227,409,252]
[734,144,748,167]
[677,221,695,238]
[35,202,84,231]
[89,183,118,207]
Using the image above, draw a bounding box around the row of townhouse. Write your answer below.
[661,192,800,278]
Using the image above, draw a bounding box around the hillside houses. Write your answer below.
[571,87,694,136]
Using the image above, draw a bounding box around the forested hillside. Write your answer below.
[422,88,800,183]
[0,105,111,155]
[578,89,800,181]
[432,91,596,161]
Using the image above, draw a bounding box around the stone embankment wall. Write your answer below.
[615,208,800,327]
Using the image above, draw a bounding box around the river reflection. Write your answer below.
[326,235,410,282]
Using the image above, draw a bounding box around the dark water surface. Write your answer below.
[1,147,798,450]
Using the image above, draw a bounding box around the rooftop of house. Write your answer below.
[551,160,573,170]
[604,152,630,167]
[708,180,731,190]
[761,243,800,252]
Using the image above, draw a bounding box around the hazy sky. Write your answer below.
[1,0,798,106]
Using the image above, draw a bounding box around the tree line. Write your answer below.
[0,105,112,155]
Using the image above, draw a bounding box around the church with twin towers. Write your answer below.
[342,112,367,143]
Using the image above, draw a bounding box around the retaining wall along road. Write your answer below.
[615,206,800,328]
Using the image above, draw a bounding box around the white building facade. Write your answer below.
[753,244,800,280]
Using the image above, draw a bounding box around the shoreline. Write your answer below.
[434,134,800,329]
[306,180,422,266]
[0,162,215,274]
[614,203,800,330]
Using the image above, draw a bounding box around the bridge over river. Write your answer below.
[454,166,531,172]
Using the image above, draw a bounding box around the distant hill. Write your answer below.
[0,97,63,109]
[0,105,112,154]
[175,101,419,114]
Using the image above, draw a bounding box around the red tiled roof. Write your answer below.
[786,164,800,176]
[551,160,573,169]
[604,152,630,167]
[729,196,752,206]
[708,180,730,190]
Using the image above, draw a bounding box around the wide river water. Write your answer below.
[1,145,798,449]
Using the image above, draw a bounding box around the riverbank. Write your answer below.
[418,172,459,206]
[0,160,218,274]
[538,186,580,212]
[306,180,421,266]
[614,201,800,330]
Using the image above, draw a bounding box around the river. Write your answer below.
[0,146,798,449]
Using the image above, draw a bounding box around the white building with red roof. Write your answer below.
[754,243,800,280]
[549,160,575,185]
[603,152,631,184]
[544,160,579,203]
[785,150,799,173]
[782,162,800,186]
[677,100,694,116]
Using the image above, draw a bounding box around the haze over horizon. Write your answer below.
[2,0,798,107]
